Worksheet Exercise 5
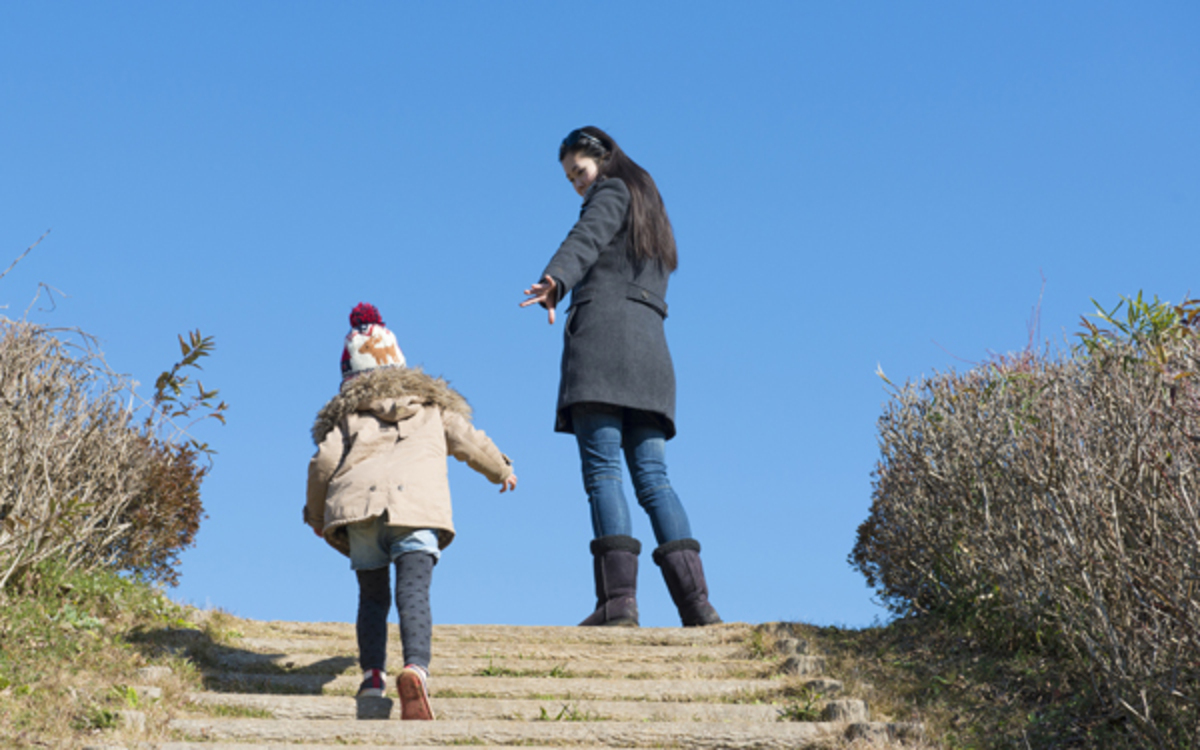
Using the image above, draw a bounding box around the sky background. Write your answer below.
[2,2,1197,629]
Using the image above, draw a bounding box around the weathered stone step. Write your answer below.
[230,636,758,663]
[200,673,824,702]
[201,650,782,680]
[184,691,785,722]
[241,622,753,647]
[168,716,843,748]
[162,745,639,750]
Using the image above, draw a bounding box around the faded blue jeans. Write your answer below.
[571,403,692,545]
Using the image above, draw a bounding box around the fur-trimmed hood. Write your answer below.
[311,367,471,444]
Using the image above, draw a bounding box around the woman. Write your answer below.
[521,126,721,627]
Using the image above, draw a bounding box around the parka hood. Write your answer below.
[311,367,471,444]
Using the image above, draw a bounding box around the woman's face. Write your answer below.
[561,151,600,197]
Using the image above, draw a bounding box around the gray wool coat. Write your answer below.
[541,177,677,439]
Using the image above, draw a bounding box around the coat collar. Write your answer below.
[311,367,471,444]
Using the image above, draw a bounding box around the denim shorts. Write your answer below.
[345,514,441,571]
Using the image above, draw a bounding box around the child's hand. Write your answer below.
[501,474,518,493]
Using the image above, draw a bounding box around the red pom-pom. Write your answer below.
[350,302,383,329]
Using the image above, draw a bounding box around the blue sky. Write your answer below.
[3,2,1197,629]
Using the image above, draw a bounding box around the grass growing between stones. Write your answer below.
[0,562,204,749]
[535,703,609,721]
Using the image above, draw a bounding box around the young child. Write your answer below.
[305,303,517,720]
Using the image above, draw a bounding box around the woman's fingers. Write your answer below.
[520,275,560,326]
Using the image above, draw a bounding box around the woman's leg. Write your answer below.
[623,413,692,546]
[624,412,721,626]
[571,404,633,538]
[572,404,640,626]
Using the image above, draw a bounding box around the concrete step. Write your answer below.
[233,621,754,647]
[198,650,784,680]
[168,716,843,748]
[163,745,640,750]
[184,691,786,722]
[229,636,761,662]
[160,620,915,748]
[200,672,822,702]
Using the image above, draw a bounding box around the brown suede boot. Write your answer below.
[579,535,640,627]
[652,539,722,627]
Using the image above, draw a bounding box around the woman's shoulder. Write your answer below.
[585,176,630,203]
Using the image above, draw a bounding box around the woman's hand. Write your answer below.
[501,474,518,493]
[520,275,559,325]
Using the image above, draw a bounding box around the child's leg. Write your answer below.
[355,567,391,672]
[347,516,395,677]
[394,551,435,671]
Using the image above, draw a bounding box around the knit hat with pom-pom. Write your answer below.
[341,302,405,379]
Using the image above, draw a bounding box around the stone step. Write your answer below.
[200,650,785,680]
[162,745,640,750]
[200,672,820,702]
[236,622,754,647]
[184,692,786,722]
[168,716,844,748]
[229,636,763,662]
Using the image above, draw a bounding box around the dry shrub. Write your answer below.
[106,438,206,587]
[0,320,212,590]
[852,298,1200,747]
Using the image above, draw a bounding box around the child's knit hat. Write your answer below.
[341,302,405,379]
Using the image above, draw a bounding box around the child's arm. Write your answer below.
[305,429,342,535]
[443,410,514,489]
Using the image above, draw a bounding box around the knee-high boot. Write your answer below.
[652,539,722,627]
[579,535,640,627]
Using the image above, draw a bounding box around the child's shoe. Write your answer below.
[397,664,434,720]
[356,668,387,698]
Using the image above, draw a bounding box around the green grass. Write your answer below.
[775,687,823,722]
[203,703,276,719]
[475,661,577,679]
[536,703,608,721]
[0,561,202,747]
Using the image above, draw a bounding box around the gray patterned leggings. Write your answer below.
[355,551,435,672]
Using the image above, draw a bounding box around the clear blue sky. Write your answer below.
[3,2,1197,629]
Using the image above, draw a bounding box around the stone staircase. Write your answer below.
[148,619,921,748]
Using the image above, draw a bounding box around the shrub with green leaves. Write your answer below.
[853,294,1200,748]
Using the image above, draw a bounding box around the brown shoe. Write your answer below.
[397,664,434,720]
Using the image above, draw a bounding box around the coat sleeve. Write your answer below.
[443,410,513,485]
[305,428,343,532]
[541,178,630,298]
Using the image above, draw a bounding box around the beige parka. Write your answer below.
[304,367,512,557]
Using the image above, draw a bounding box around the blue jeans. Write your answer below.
[346,514,441,571]
[571,403,692,545]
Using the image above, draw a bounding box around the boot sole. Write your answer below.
[397,669,434,720]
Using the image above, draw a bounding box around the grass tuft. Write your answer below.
[0,561,203,747]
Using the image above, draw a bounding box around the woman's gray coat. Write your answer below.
[541,177,677,439]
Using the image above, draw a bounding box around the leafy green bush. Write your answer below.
[853,294,1200,748]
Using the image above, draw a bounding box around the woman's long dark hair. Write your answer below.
[559,126,678,273]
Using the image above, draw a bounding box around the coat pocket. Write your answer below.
[565,295,593,337]
[625,283,668,319]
